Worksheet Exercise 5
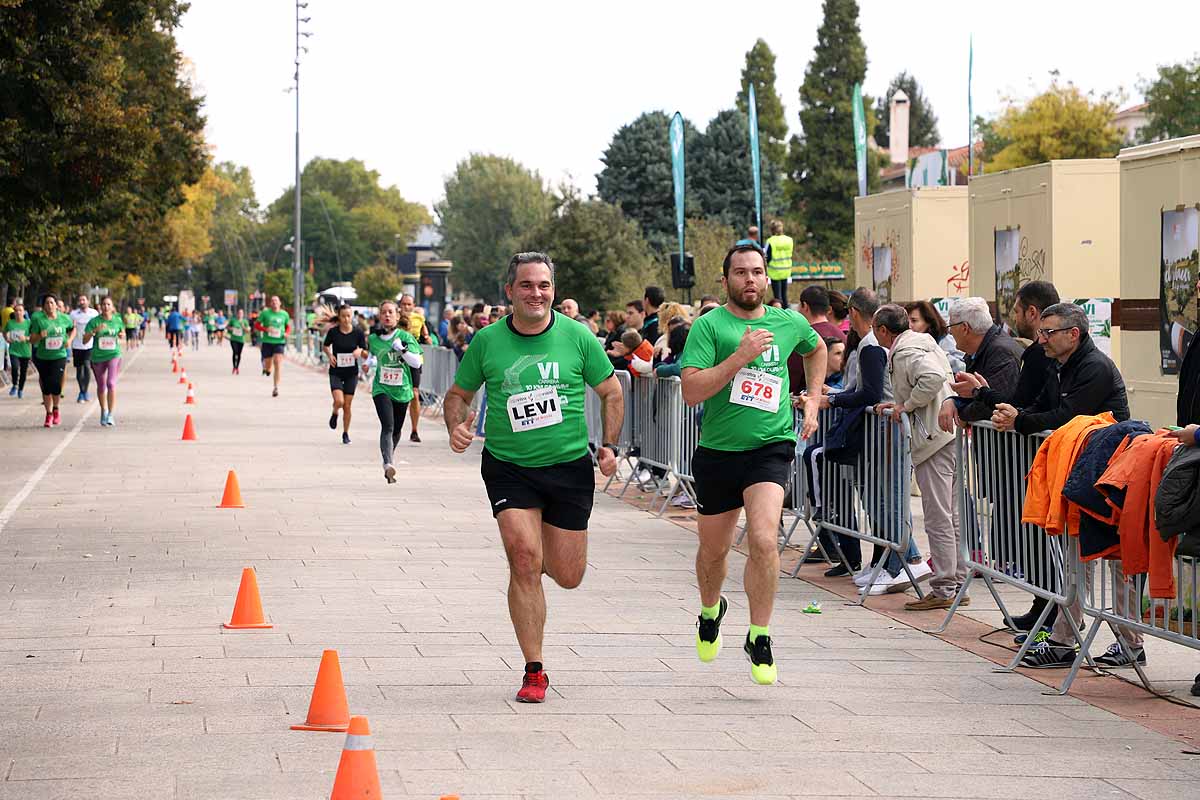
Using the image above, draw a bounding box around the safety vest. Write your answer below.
[765,234,794,281]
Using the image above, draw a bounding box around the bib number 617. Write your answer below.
[740,379,773,399]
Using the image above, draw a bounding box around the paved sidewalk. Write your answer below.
[0,339,1197,799]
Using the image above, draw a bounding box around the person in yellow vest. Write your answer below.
[763,220,794,307]
[398,293,431,442]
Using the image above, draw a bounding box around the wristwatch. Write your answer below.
[602,443,620,458]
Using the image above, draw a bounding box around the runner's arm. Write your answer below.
[592,373,624,451]
[680,325,773,406]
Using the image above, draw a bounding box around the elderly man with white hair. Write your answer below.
[938,297,1025,432]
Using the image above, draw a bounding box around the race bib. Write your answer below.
[336,352,356,368]
[380,366,406,386]
[729,368,782,413]
[8,331,24,342]
[44,336,63,351]
[98,336,117,351]
[507,386,564,432]
[268,326,282,338]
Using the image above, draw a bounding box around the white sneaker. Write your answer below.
[635,468,652,483]
[884,570,917,593]
[852,568,875,587]
[907,561,933,583]
[858,580,891,596]
[671,494,696,509]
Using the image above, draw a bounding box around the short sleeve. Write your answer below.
[679,316,717,371]
[791,312,819,356]
[581,327,616,388]
[322,329,333,347]
[454,332,485,392]
[85,316,100,334]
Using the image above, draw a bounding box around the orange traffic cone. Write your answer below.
[291,649,350,732]
[223,567,273,629]
[181,414,198,441]
[178,370,187,385]
[218,470,245,509]
[329,716,382,799]
[184,383,196,405]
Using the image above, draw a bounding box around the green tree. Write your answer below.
[1139,56,1200,143]
[874,71,940,148]
[983,81,1123,172]
[596,111,701,250]
[691,109,784,230]
[736,39,788,166]
[686,217,739,298]
[516,194,658,311]
[435,154,554,301]
[262,268,293,304]
[786,0,869,257]
[352,264,403,309]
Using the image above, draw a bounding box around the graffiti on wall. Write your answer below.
[995,229,1046,319]
[860,227,901,303]
[945,260,970,296]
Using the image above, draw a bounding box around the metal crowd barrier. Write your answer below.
[931,422,1088,671]
[787,406,927,606]
[421,346,459,412]
[585,370,634,479]
[617,376,683,512]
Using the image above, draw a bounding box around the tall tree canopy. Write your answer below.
[736,39,788,166]
[785,0,868,257]
[690,109,783,230]
[1139,56,1200,144]
[435,154,554,302]
[982,81,1123,172]
[874,71,940,149]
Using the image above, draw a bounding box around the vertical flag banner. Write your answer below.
[669,112,686,263]
[968,35,974,177]
[852,82,867,197]
[748,85,763,238]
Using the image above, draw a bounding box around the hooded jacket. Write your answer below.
[1155,444,1200,538]
[887,329,954,466]
[1014,336,1129,435]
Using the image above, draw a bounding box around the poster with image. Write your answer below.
[872,246,893,303]
[1072,298,1113,357]
[995,228,1021,321]
[1161,207,1199,375]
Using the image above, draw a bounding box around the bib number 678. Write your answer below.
[740,379,773,399]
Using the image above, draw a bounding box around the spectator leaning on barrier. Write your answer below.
[904,300,966,375]
[939,297,1024,430]
[873,303,965,611]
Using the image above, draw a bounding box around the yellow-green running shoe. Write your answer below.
[744,632,777,685]
[695,596,728,662]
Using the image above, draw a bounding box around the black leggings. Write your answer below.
[72,349,91,394]
[167,330,181,349]
[372,393,407,466]
[231,340,244,369]
[10,356,29,391]
[32,356,66,397]
[770,278,788,306]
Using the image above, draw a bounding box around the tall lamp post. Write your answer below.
[291,2,312,342]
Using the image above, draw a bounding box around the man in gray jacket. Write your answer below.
[873,304,964,610]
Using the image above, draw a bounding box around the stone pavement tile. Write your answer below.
[728,730,997,754]
[854,773,1139,798]
[7,748,279,780]
[579,767,873,796]
[175,772,371,800]
[1156,758,1200,777]
[613,714,809,734]
[277,747,463,772]
[1020,715,1172,739]
[0,778,176,800]
[972,735,1194,756]
[656,698,848,717]
[563,729,744,752]
[403,769,597,796]
[1108,780,1200,800]
[458,745,674,771]
[906,752,1191,780]
[795,714,1044,737]
[465,670,616,686]
[550,685,734,700]
[665,750,924,773]
[451,713,623,733]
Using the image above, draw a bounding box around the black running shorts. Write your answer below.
[691,440,796,516]
[408,365,422,390]
[328,367,359,395]
[260,342,285,358]
[480,448,595,531]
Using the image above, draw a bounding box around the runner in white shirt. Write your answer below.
[68,295,99,403]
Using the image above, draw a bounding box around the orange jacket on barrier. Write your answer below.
[1095,432,1180,599]
[1021,412,1117,535]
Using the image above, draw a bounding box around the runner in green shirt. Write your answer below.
[28,293,72,427]
[366,300,421,481]
[204,310,216,345]
[4,301,31,398]
[679,242,826,686]
[123,307,142,350]
[253,296,291,397]
[227,308,247,374]
[444,252,624,704]
[84,297,124,426]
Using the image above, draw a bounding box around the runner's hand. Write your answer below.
[799,394,821,439]
[450,411,477,453]
[736,325,773,366]
[391,338,407,352]
[597,446,617,477]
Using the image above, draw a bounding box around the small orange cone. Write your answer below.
[178,370,187,385]
[181,414,198,441]
[218,470,245,509]
[223,567,273,629]
[291,649,350,732]
[184,383,196,405]
[329,716,382,799]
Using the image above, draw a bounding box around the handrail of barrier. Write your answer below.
[421,346,458,412]
[787,405,927,607]
[617,376,681,507]
[930,421,1091,673]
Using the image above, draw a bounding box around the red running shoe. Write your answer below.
[43,413,52,428]
[515,670,548,703]
[51,409,61,426]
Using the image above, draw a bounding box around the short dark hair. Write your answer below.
[847,287,880,318]
[1015,280,1060,314]
[625,300,644,313]
[721,243,766,277]
[699,294,719,305]
[873,303,909,335]
[643,286,665,308]
[507,252,555,285]
[620,329,642,350]
[1040,302,1090,340]
[798,285,830,314]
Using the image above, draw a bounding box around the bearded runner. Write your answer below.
[444,252,624,704]
[680,242,827,685]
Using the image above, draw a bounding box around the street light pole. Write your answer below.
[292,2,311,343]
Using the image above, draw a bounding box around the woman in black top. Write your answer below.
[322,304,369,444]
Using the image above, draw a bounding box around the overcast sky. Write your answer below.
[176,1,1200,214]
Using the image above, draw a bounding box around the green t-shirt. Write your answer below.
[29,312,71,361]
[5,319,32,358]
[85,314,124,362]
[679,305,820,452]
[228,318,247,342]
[454,312,614,468]
[123,312,141,329]
[257,309,290,344]
[368,328,421,403]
